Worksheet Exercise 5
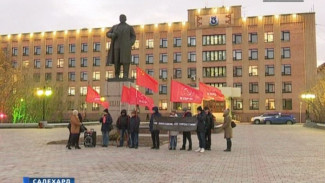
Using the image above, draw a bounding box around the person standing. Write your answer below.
[68,110,81,150]
[222,109,233,152]
[128,110,140,149]
[149,106,161,150]
[106,14,136,78]
[204,107,215,151]
[100,108,113,147]
[195,106,207,153]
[116,109,130,147]
[180,108,192,151]
[169,111,178,150]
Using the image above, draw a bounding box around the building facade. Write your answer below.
[0,6,317,122]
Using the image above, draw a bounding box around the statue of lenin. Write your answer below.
[106,14,136,79]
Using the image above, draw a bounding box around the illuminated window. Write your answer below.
[249,66,258,76]
[23,60,29,68]
[68,87,75,96]
[93,71,100,81]
[233,99,243,110]
[131,69,136,79]
[203,50,226,61]
[202,34,226,45]
[92,103,99,111]
[80,86,87,96]
[132,40,139,50]
[106,70,114,79]
[57,59,64,68]
[265,99,275,110]
[93,86,100,94]
[264,32,274,43]
[146,39,154,49]
[159,99,168,110]
[203,67,226,78]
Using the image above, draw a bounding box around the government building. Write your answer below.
[0,6,316,122]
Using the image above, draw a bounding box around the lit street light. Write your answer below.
[36,87,52,122]
[301,93,316,120]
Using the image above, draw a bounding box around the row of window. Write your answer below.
[4,31,291,56]
[234,64,292,77]
[9,43,103,56]
[233,98,292,110]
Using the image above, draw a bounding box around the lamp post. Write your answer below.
[36,87,52,122]
[301,93,315,121]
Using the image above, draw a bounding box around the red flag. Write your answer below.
[121,85,130,103]
[100,101,110,109]
[86,86,101,103]
[128,86,154,110]
[170,80,203,103]
[136,67,158,92]
[199,82,224,101]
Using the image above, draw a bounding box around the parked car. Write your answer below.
[251,113,280,124]
[263,114,296,125]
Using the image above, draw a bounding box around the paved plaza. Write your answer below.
[0,124,324,183]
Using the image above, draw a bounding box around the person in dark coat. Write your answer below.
[204,106,215,151]
[180,108,192,151]
[149,106,161,149]
[195,106,207,153]
[116,109,130,147]
[128,110,140,149]
[106,14,136,78]
[100,108,113,147]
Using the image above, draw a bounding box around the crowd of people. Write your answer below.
[67,106,233,152]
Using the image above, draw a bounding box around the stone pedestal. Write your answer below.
[104,78,136,123]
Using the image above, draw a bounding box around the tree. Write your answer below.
[308,78,325,122]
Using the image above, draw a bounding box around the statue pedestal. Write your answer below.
[104,78,136,123]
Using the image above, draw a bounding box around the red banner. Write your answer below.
[121,85,130,103]
[86,86,101,103]
[199,82,224,101]
[170,80,203,103]
[136,67,158,92]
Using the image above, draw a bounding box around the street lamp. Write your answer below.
[301,93,316,120]
[36,87,52,122]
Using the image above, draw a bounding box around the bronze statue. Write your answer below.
[106,14,136,79]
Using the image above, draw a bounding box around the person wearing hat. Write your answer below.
[128,110,140,149]
[68,110,82,150]
[204,106,215,151]
[180,108,192,151]
[195,106,207,153]
[100,108,113,147]
[116,109,130,147]
[222,109,232,152]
